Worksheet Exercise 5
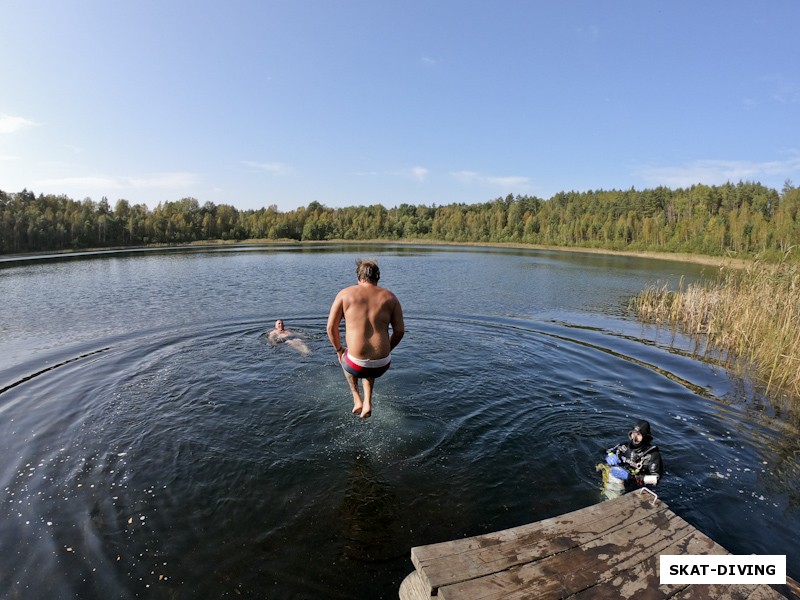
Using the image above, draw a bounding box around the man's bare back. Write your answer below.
[327,259,404,418]
[334,283,401,359]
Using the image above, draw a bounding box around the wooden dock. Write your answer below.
[400,488,799,599]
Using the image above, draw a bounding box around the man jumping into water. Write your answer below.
[327,258,405,418]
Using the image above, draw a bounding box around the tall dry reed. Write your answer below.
[631,251,800,400]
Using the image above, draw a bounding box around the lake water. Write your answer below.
[1,244,798,599]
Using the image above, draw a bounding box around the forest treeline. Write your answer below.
[2,181,799,259]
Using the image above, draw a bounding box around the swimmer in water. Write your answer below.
[268,320,311,356]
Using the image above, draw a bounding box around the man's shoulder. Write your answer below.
[336,284,360,297]
[376,287,400,305]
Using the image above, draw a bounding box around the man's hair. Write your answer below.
[355,258,380,283]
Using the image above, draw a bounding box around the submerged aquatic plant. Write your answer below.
[631,250,800,401]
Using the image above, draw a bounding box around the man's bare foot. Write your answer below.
[360,406,372,419]
[352,402,363,415]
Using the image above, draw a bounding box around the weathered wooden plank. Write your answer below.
[745,586,799,600]
[671,584,762,600]
[664,532,759,600]
[566,552,678,600]
[437,501,694,600]
[566,523,732,600]
[398,571,433,600]
[412,492,651,566]
[664,527,792,600]
[669,582,794,600]
[412,491,666,594]
[402,490,798,599]
[767,579,800,600]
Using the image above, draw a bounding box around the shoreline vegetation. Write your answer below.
[631,251,800,405]
[0,237,751,269]
[3,181,799,261]
[3,181,798,403]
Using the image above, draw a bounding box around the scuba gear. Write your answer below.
[625,445,662,484]
[607,442,662,481]
[600,419,664,497]
[629,420,652,448]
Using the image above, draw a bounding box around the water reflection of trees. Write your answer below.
[335,453,407,564]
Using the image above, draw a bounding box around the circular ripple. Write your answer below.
[0,314,797,598]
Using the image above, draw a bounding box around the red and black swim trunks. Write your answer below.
[342,350,391,379]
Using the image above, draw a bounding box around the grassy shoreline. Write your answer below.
[0,238,752,270]
[632,254,800,403]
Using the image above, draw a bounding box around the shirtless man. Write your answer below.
[327,259,405,418]
[268,319,311,356]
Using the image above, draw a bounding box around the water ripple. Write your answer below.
[1,313,798,598]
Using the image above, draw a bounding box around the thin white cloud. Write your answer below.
[762,73,800,105]
[35,172,201,191]
[410,166,428,181]
[0,115,38,134]
[242,160,292,175]
[635,156,800,188]
[741,75,798,108]
[421,55,438,66]
[389,166,429,181]
[451,170,481,184]
[451,170,530,189]
[486,175,530,188]
[355,166,429,181]
[36,176,122,189]
[127,172,202,188]
[575,25,600,41]
[39,159,83,170]
[1,154,20,161]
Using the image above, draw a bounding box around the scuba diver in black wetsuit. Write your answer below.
[604,420,664,491]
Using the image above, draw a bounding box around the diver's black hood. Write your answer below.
[630,420,653,447]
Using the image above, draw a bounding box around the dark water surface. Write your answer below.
[1,244,798,599]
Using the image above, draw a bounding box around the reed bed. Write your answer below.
[631,252,800,400]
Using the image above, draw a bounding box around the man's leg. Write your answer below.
[286,338,310,356]
[343,371,363,414]
[360,378,376,418]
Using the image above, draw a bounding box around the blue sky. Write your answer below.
[1,1,798,212]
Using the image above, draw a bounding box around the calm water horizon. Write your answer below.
[1,244,797,598]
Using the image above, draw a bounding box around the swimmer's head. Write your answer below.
[275,319,285,331]
[356,259,380,283]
